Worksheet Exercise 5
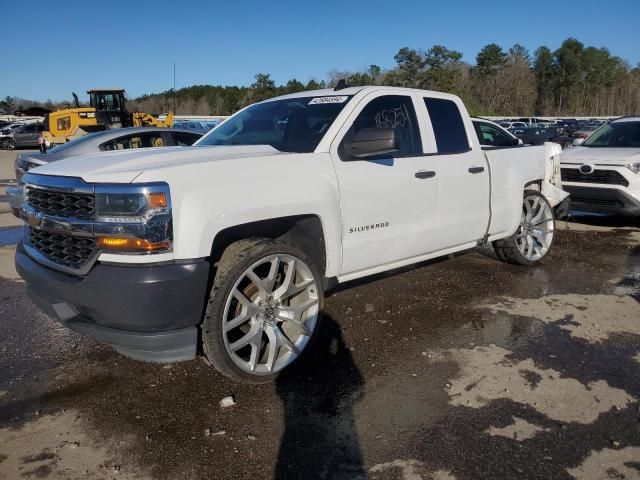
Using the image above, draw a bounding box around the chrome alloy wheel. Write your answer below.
[222,254,320,375]
[516,194,555,261]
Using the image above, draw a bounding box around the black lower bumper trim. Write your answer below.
[16,241,210,362]
[68,321,198,362]
[553,196,571,219]
[564,185,640,216]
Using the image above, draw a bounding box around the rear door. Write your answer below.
[421,96,490,251]
[330,92,439,276]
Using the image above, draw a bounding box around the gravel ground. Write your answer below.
[0,150,639,480]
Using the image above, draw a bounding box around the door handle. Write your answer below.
[468,166,485,174]
[415,170,436,179]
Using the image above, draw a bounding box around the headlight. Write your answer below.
[94,184,172,253]
[625,162,640,174]
[96,193,147,217]
[95,191,168,219]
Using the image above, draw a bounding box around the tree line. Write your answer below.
[4,38,639,117]
[132,38,638,117]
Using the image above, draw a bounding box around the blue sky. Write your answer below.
[3,0,639,102]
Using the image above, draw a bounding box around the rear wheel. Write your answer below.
[202,239,323,383]
[493,190,555,265]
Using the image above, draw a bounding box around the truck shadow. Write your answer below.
[274,314,366,480]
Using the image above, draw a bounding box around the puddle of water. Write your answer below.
[0,227,23,246]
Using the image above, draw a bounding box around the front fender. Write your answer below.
[136,153,342,277]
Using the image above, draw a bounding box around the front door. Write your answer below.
[330,93,439,277]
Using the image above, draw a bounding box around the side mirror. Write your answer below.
[344,127,400,159]
[572,138,585,146]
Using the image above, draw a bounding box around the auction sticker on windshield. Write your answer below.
[308,96,349,105]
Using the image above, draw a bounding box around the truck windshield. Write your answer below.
[583,121,640,148]
[196,96,353,153]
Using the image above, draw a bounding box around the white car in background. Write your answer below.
[560,117,640,216]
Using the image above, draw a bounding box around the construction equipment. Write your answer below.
[43,89,174,146]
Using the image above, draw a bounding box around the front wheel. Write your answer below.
[493,190,555,265]
[202,239,323,383]
[1,139,15,150]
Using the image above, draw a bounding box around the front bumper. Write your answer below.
[15,241,210,362]
[564,185,640,216]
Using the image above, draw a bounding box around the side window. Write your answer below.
[341,95,421,158]
[100,135,137,151]
[138,133,165,147]
[424,98,470,154]
[57,116,71,131]
[99,133,165,151]
[24,124,36,133]
[173,132,200,146]
[475,122,515,147]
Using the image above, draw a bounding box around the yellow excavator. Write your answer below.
[43,89,174,146]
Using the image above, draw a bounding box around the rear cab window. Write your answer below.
[424,97,470,154]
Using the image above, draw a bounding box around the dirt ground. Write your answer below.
[0,150,639,479]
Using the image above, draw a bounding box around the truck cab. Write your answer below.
[88,89,132,129]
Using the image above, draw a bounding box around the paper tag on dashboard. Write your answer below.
[308,96,349,105]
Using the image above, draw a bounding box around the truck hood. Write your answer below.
[560,146,640,165]
[29,145,284,183]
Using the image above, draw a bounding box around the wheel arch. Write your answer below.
[524,179,543,191]
[209,214,330,284]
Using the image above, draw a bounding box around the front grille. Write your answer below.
[28,228,96,270]
[561,168,629,187]
[571,197,625,208]
[26,187,95,218]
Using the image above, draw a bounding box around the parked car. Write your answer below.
[560,117,640,215]
[499,121,527,129]
[509,126,572,149]
[571,124,599,140]
[472,118,568,215]
[0,123,33,147]
[0,123,45,150]
[7,127,203,214]
[16,86,560,382]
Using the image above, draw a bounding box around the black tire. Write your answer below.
[0,138,14,150]
[493,190,556,266]
[202,238,324,383]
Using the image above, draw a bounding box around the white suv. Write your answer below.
[560,117,640,216]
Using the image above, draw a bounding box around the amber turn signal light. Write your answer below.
[146,192,167,208]
[97,237,170,252]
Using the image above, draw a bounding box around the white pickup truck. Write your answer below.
[15,86,560,383]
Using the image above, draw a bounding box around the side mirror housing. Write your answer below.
[572,138,585,146]
[344,127,400,159]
